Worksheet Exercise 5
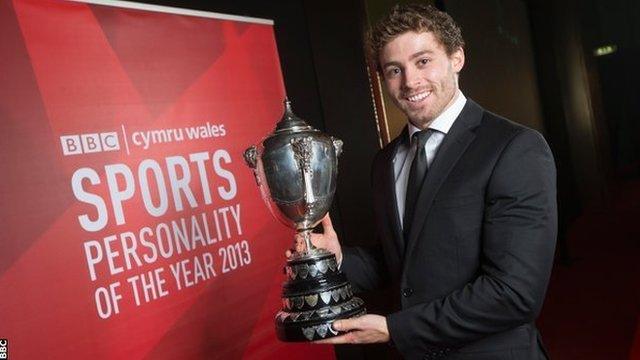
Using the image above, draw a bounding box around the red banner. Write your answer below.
[0,0,334,358]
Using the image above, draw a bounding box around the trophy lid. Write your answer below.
[274,98,315,133]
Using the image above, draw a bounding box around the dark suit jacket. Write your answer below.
[341,99,557,360]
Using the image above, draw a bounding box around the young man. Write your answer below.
[311,4,557,359]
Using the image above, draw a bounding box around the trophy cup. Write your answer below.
[243,99,366,341]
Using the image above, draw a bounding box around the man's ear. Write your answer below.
[451,47,465,73]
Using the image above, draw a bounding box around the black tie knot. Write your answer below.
[411,129,433,149]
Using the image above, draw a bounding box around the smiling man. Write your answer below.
[308,3,557,360]
[380,30,463,129]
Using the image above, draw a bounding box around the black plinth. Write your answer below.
[275,249,366,342]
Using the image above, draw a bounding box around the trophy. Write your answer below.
[243,99,366,341]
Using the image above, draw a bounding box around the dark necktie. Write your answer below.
[403,129,434,240]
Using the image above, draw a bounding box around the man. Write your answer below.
[308,3,557,359]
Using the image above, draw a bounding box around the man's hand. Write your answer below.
[286,214,342,263]
[314,314,390,344]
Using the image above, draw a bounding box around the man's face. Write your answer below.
[379,31,464,129]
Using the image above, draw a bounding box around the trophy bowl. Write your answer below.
[243,99,366,342]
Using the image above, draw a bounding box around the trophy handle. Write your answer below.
[331,137,343,157]
[243,146,261,185]
[243,146,258,168]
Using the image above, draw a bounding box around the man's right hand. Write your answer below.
[286,214,342,263]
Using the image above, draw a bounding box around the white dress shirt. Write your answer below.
[394,90,467,228]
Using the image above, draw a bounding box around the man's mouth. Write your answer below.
[405,91,432,102]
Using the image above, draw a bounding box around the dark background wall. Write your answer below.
[581,0,640,176]
[446,0,545,132]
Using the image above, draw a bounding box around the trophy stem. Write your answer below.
[297,229,316,255]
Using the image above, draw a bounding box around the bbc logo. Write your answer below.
[0,338,7,359]
[60,132,120,156]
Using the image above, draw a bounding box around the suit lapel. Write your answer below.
[404,100,484,260]
[382,127,407,258]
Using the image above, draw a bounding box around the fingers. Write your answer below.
[321,214,335,234]
[313,316,389,344]
[313,333,352,344]
[332,318,359,332]
[309,233,324,246]
[313,330,375,344]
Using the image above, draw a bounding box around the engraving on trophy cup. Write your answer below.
[243,98,366,342]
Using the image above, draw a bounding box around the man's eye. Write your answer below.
[387,68,401,76]
[419,58,431,65]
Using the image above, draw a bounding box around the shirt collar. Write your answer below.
[407,90,467,143]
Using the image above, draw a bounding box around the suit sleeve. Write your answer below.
[341,244,387,292]
[386,128,558,354]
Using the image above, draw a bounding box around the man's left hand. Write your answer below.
[314,314,390,344]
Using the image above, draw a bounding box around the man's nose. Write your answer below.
[402,67,421,90]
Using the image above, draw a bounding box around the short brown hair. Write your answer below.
[367,3,465,70]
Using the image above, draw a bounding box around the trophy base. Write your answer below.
[275,249,367,342]
[276,301,366,342]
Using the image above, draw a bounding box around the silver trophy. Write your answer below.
[243,99,365,342]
